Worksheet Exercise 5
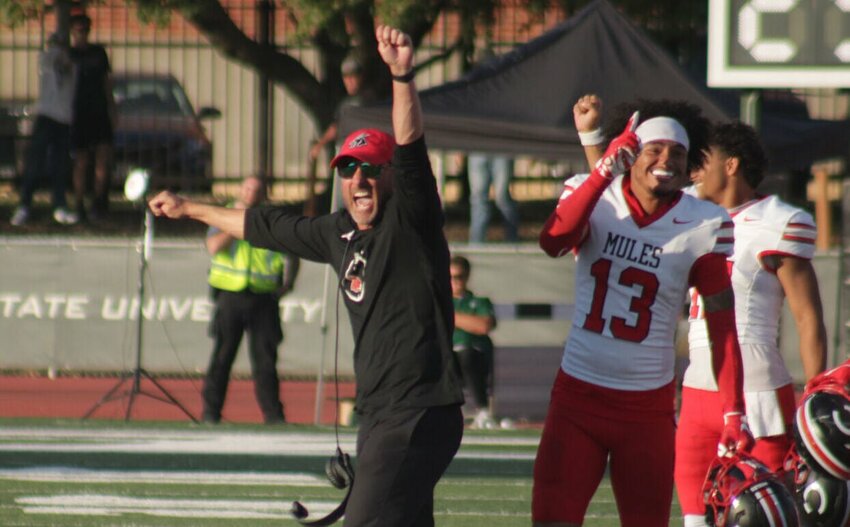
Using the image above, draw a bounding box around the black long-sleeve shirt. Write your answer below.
[245,137,464,417]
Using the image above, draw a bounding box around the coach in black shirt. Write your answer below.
[149,25,464,527]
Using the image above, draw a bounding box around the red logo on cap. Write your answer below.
[331,128,395,168]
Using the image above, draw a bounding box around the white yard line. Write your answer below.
[0,467,326,486]
[16,494,340,519]
[0,427,539,446]
[0,426,538,460]
[15,493,535,520]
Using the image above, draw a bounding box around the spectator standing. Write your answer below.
[149,25,465,526]
[675,122,827,527]
[450,255,497,429]
[468,152,520,243]
[69,13,115,222]
[203,176,300,425]
[309,56,364,163]
[532,98,751,527]
[309,57,363,214]
[465,45,519,243]
[11,32,78,226]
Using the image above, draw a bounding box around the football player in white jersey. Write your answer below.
[675,121,827,527]
[532,99,752,527]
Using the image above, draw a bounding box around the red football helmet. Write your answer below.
[794,388,850,480]
[784,447,850,527]
[703,453,800,527]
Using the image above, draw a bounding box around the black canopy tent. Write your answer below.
[340,0,850,171]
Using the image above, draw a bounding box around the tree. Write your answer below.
[0,0,708,134]
[0,0,506,133]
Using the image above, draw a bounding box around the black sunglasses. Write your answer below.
[338,161,384,179]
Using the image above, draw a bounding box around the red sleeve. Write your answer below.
[539,171,613,257]
[691,252,745,414]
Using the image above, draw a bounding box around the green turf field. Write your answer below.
[0,419,680,526]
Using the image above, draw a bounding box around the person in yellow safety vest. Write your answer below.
[202,176,299,424]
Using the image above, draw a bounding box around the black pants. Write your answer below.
[456,347,491,409]
[343,404,464,527]
[19,115,70,209]
[203,290,284,422]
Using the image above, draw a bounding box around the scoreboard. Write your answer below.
[708,0,850,87]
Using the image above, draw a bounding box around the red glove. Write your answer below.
[594,111,640,179]
[717,412,754,457]
[804,363,850,398]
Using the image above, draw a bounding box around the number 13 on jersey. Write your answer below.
[583,257,660,343]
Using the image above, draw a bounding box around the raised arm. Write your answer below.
[539,112,639,257]
[149,191,247,239]
[376,25,421,145]
[574,94,605,169]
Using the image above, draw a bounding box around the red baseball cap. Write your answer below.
[330,129,395,169]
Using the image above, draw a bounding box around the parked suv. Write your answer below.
[0,100,33,182]
[113,73,220,191]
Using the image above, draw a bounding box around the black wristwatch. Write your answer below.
[391,70,415,83]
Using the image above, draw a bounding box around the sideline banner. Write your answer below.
[0,237,839,383]
[0,238,574,377]
[0,238,341,376]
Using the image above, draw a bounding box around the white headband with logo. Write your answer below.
[635,117,689,151]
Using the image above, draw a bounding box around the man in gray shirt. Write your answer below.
[11,32,78,226]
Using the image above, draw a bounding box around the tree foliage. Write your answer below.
[0,0,708,129]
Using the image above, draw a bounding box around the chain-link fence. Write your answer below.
[0,1,578,205]
[1,2,846,207]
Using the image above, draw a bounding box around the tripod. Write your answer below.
[83,208,197,422]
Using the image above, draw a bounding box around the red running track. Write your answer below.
[0,375,355,425]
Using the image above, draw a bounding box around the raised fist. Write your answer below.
[376,25,413,77]
[573,94,602,133]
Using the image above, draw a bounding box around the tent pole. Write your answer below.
[740,90,762,132]
[313,165,343,425]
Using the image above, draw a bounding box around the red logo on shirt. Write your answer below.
[343,251,367,303]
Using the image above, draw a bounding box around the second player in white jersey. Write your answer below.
[675,121,826,527]
[685,195,817,392]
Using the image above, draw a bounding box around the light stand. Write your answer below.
[83,170,197,422]
[312,164,344,424]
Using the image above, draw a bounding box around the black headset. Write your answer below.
[290,232,357,526]
[290,447,355,526]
